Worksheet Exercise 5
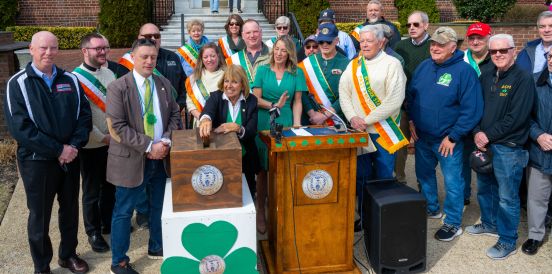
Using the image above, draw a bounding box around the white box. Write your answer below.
[161,176,257,273]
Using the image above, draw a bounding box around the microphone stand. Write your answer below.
[308,93,348,133]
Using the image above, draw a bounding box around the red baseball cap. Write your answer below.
[466,22,492,37]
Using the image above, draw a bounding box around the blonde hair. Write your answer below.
[269,36,298,74]
[218,65,251,98]
[187,19,204,33]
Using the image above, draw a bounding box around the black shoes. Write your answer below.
[238,9,243,13]
[111,262,139,274]
[88,233,110,253]
[58,255,89,273]
[521,239,542,255]
[148,249,163,260]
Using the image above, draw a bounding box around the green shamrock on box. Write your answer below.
[161,220,258,274]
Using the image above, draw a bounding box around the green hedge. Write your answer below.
[336,22,402,36]
[453,0,516,23]
[99,0,150,48]
[0,0,18,31]
[290,0,330,37]
[394,0,439,34]
[5,26,96,49]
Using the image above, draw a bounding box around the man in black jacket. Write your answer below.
[3,31,92,274]
[466,34,535,260]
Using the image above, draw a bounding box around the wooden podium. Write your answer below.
[259,127,368,273]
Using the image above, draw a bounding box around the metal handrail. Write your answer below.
[258,0,288,24]
[181,14,185,45]
[287,12,304,46]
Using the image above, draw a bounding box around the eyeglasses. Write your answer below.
[276,26,289,30]
[406,22,421,28]
[228,22,240,27]
[86,47,110,53]
[305,44,318,50]
[140,33,161,40]
[489,47,513,55]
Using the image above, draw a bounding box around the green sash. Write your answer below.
[226,106,245,156]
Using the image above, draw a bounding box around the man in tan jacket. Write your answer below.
[106,38,180,274]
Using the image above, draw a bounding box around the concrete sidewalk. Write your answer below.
[0,157,551,273]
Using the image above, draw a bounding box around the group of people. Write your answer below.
[2,0,552,273]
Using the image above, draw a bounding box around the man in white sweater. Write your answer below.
[339,25,407,231]
[73,33,124,253]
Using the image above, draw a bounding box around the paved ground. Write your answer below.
[0,156,551,273]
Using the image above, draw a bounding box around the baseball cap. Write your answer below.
[466,22,492,37]
[304,34,317,44]
[316,23,339,43]
[470,149,493,174]
[430,27,458,44]
[318,9,336,23]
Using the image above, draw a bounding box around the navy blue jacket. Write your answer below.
[407,50,483,143]
[529,70,552,174]
[4,63,92,160]
[516,38,545,74]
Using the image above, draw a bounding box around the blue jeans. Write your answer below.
[477,144,528,246]
[135,188,149,216]
[111,160,167,265]
[415,138,464,227]
[210,0,219,12]
[462,136,475,200]
[357,134,396,219]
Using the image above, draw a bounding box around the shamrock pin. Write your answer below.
[161,221,258,274]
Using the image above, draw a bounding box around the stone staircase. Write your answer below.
[160,0,277,50]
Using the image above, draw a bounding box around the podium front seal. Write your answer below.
[199,255,226,274]
[191,165,224,196]
[302,170,333,199]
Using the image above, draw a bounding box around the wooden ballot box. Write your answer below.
[259,127,368,274]
[170,129,242,212]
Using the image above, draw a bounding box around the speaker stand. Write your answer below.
[261,241,362,274]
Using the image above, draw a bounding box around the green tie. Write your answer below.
[144,79,155,138]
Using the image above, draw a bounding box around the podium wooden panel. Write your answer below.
[259,127,368,273]
[170,129,242,212]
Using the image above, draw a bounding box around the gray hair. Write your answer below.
[409,11,429,24]
[537,11,552,26]
[367,0,382,8]
[359,25,384,41]
[275,16,290,27]
[488,34,515,48]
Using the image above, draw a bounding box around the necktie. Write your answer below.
[144,79,155,138]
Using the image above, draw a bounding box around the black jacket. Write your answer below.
[200,91,260,174]
[4,63,92,160]
[475,64,535,147]
[120,48,187,110]
[529,70,552,174]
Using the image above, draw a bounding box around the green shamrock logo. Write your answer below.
[161,221,258,274]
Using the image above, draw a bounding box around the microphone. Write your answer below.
[307,93,348,132]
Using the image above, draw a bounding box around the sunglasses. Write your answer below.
[305,45,318,50]
[276,26,289,30]
[140,33,161,40]
[406,22,421,28]
[228,22,240,27]
[318,40,333,45]
[489,47,513,55]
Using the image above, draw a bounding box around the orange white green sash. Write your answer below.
[226,50,253,86]
[218,36,234,59]
[185,77,210,112]
[176,44,198,69]
[351,56,408,153]
[117,51,177,99]
[298,55,335,126]
[73,67,109,112]
[350,24,363,41]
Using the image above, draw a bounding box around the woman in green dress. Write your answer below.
[252,36,307,233]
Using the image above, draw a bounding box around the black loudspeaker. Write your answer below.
[362,179,427,274]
